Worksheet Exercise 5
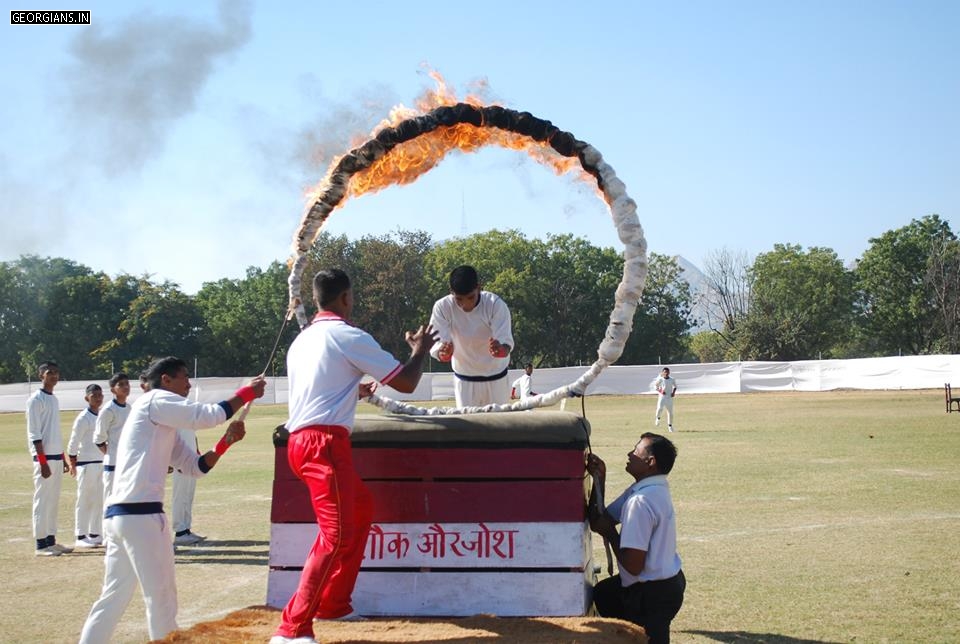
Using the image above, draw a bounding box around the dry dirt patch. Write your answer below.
[160,606,647,643]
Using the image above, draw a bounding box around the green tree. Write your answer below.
[0,255,95,381]
[620,253,694,365]
[426,230,633,368]
[194,262,295,377]
[300,232,360,311]
[424,230,543,368]
[738,244,854,361]
[350,231,433,359]
[96,280,205,374]
[925,232,960,353]
[855,215,955,355]
[688,329,731,363]
[44,272,125,378]
[300,230,433,361]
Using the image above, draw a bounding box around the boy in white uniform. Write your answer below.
[430,265,514,407]
[79,356,266,643]
[67,383,105,548]
[94,372,131,504]
[26,360,72,556]
[172,427,205,545]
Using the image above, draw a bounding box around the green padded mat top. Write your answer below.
[273,411,590,448]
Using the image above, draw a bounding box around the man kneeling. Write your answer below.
[587,432,686,644]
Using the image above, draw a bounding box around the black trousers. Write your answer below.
[593,570,686,644]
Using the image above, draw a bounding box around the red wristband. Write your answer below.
[36,452,48,466]
[235,385,257,404]
[214,437,231,456]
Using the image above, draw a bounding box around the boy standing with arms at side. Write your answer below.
[26,360,72,556]
[67,383,105,548]
[94,373,131,505]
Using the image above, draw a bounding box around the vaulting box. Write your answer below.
[266,411,594,616]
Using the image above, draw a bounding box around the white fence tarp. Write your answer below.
[1,355,958,413]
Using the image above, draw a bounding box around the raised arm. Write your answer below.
[388,324,439,394]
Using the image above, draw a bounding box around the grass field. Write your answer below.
[1,391,959,643]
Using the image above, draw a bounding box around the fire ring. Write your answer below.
[287,102,648,414]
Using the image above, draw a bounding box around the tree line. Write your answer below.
[1,215,955,384]
[0,229,691,383]
[691,214,959,362]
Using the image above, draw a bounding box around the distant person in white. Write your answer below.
[511,363,537,400]
[79,356,266,643]
[430,265,514,407]
[653,367,677,432]
[67,383,105,548]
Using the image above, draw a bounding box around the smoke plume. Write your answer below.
[59,0,252,176]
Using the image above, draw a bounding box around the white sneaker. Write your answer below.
[74,537,98,549]
[655,417,660,426]
[173,531,205,546]
[668,424,674,433]
[88,535,104,546]
[35,546,61,557]
[50,543,74,554]
[269,636,317,644]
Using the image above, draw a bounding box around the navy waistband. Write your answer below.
[454,368,508,382]
[103,465,116,472]
[77,460,103,466]
[33,453,63,461]
[105,502,164,518]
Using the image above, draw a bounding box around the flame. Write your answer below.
[307,71,589,207]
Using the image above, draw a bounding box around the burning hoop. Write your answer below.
[287,90,647,415]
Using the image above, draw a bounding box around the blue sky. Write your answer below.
[2,0,957,293]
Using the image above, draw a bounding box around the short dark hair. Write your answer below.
[85,383,102,395]
[449,265,479,295]
[38,361,59,375]
[313,269,351,307]
[144,356,187,389]
[641,432,678,474]
[108,372,129,387]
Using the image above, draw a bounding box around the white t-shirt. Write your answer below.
[94,399,130,467]
[512,373,533,399]
[286,311,403,432]
[654,375,676,397]
[429,291,513,378]
[68,408,103,462]
[607,475,682,585]
[108,389,230,506]
[26,389,61,456]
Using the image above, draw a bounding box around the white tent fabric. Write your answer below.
[1,355,957,413]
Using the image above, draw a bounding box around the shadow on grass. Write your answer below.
[174,539,270,565]
[684,630,844,643]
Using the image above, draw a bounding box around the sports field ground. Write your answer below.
[2,390,958,643]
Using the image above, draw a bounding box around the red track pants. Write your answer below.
[275,425,373,639]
